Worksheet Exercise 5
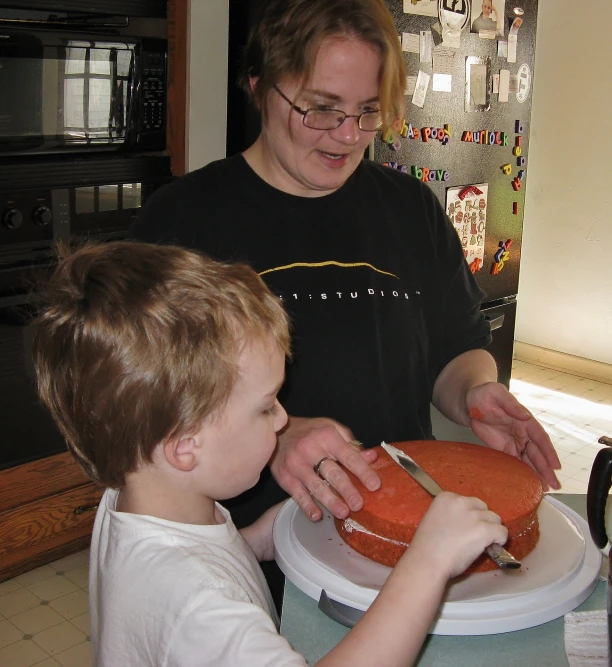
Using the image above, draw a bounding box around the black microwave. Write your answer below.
[0,29,167,157]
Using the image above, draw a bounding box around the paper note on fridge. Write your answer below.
[498,69,510,102]
[412,71,431,108]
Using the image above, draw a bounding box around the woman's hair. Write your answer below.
[33,241,291,489]
[239,0,407,131]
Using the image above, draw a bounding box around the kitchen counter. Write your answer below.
[280,494,605,666]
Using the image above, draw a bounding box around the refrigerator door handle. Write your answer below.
[485,314,505,331]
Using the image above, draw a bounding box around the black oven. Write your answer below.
[0,28,167,157]
[0,155,173,470]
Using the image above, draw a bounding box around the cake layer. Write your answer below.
[336,514,540,573]
[336,440,543,572]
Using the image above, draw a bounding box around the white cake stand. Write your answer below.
[273,496,601,635]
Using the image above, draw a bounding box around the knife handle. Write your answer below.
[486,543,521,570]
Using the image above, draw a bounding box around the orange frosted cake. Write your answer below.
[334,440,544,573]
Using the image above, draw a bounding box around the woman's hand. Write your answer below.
[465,382,561,490]
[269,416,381,521]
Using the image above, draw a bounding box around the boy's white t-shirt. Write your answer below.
[89,489,308,667]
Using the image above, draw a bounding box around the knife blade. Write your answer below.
[380,442,521,571]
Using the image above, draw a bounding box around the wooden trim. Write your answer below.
[167,0,188,176]
[0,484,103,583]
[514,342,612,385]
[0,452,91,514]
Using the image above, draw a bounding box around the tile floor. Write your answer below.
[1,360,612,666]
[510,359,612,493]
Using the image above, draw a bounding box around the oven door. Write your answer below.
[0,30,137,156]
[0,293,67,470]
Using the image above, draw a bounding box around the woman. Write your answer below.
[131,0,559,555]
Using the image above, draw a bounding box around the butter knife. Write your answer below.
[381,442,521,570]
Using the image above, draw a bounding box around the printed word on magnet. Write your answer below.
[462,130,508,146]
[411,166,450,182]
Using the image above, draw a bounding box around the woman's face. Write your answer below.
[259,36,382,197]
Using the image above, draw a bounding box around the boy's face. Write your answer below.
[195,336,287,500]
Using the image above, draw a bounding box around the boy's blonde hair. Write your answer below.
[33,241,291,488]
[239,0,407,132]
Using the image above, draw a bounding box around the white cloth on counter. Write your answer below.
[564,609,608,667]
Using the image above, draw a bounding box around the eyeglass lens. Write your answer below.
[303,109,382,131]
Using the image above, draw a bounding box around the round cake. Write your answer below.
[334,440,544,573]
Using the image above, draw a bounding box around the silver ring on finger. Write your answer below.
[520,438,531,458]
[313,456,333,477]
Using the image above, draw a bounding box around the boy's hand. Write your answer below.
[407,492,508,579]
[239,501,287,562]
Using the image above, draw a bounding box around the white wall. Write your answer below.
[186,0,229,172]
[516,0,612,365]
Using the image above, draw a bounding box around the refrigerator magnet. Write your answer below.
[403,0,439,17]
[516,64,531,103]
[471,0,505,38]
[446,184,488,265]
[465,56,492,111]
[438,0,470,48]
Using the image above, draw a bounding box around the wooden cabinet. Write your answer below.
[0,452,103,583]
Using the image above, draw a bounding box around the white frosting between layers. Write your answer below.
[342,518,409,547]
[342,513,538,548]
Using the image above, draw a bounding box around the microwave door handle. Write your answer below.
[125,49,137,145]
[108,49,125,139]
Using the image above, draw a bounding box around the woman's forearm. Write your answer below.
[431,349,498,426]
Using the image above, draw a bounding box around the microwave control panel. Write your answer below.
[138,49,167,144]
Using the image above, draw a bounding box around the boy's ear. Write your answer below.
[163,435,198,473]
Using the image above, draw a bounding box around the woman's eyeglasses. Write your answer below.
[273,85,382,132]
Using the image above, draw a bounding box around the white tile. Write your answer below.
[554,439,586,456]
[592,418,612,437]
[0,578,24,597]
[571,468,594,485]
[62,567,88,591]
[0,588,41,618]
[574,445,603,460]
[16,566,57,588]
[54,640,92,667]
[68,612,89,636]
[49,591,88,621]
[0,618,23,649]
[32,658,63,667]
[10,605,65,636]
[32,621,86,656]
[48,552,89,574]
[26,577,79,603]
[0,638,48,667]
[559,477,587,493]
[562,453,597,471]
[559,461,584,478]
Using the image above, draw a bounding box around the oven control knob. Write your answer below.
[3,208,23,229]
[33,206,53,227]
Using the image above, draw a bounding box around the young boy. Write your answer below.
[33,241,507,667]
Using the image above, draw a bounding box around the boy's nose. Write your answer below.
[274,401,288,432]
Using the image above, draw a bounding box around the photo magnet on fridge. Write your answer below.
[471,0,505,37]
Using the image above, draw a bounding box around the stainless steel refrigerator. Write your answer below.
[373,0,538,440]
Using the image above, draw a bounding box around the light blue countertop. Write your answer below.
[280,494,606,666]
